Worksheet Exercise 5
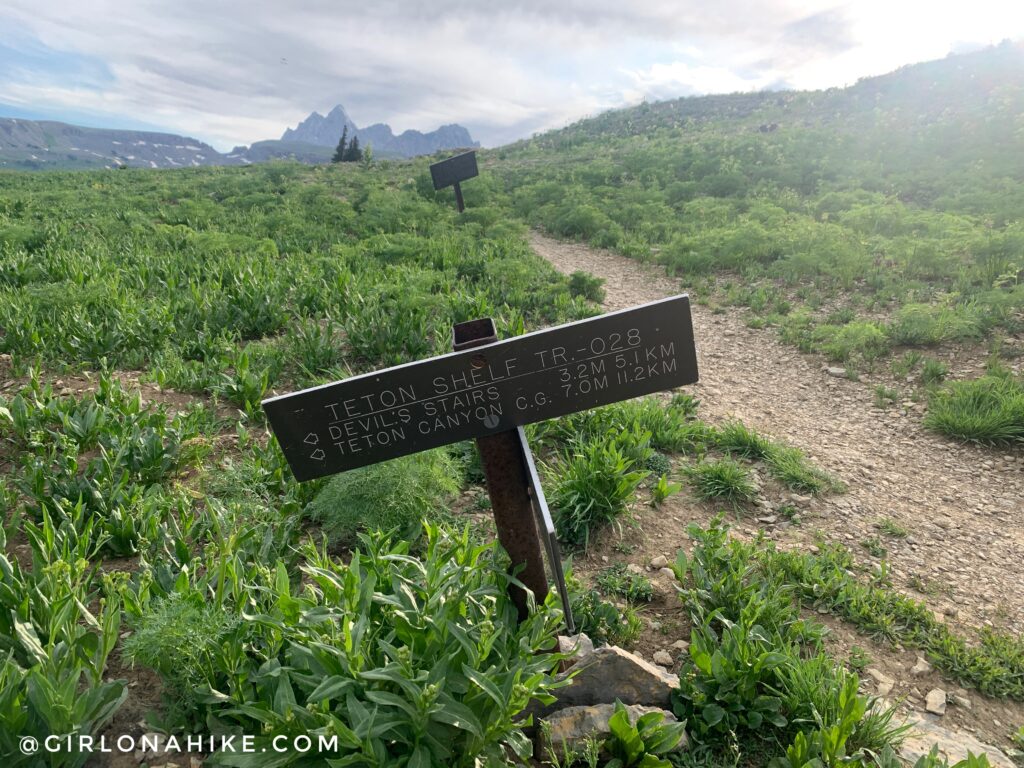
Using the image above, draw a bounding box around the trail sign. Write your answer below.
[264,295,698,481]
[263,294,699,625]
[429,151,478,212]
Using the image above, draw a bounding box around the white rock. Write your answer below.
[866,667,895,697]
[910,657,932,677]
[925,688,947,716]
[649,555,669,569]
[653,650,674,667]
[558,633,595,663]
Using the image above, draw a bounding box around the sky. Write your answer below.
[1,1,1022,151]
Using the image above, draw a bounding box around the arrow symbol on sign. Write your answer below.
[304,432,319,445]
[310,448,325,461]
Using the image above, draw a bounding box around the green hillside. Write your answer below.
[486,42,1024,383]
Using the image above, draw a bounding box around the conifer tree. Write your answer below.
[331,126,348,163]
[344,135,362,162]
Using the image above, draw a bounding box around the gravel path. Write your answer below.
[530,231,1024,636]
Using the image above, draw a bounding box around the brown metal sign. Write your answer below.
[264,295,698,482]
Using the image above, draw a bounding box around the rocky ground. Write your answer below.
[528,231,1024,760]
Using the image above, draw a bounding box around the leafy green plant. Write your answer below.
[860,536,888,558]
[848,646,871,672]
[127,524,566,764]
[651,474,682,506]
[602,699,688,768]
[597,564,655,603]
[567,571,643,647]
[902,745,994,768]
[550,436,649,549]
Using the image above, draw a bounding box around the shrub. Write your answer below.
[550,437,649,549]
[568,270,607,303]
[305,449,460,544]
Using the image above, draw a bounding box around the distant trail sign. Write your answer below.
[429,150,478,212]
[265,295,698,482]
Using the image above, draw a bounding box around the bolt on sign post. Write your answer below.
[263,295,700,627]
[429,150,478,212]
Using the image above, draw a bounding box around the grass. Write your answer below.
[924,372,1024,444]
[921,358,949,385]
[712,420,844,494]
[860,536,888,558]
[685,458,757,505]
[874,384,900,409]
[874,518,909,538]
[304,449,460,545]
[768,537,1024,700]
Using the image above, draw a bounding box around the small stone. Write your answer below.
[910,657,932,677]
[626,563,643,575]
[653,650,674,667]
[659,568,676,580]
[943,606,958,618]
[649,555,669,569]
[925,688,947,716]
[866,668,895,697]
[826,367,847,378]
[950,694,972,710]
[671,640,690,652]
[756,515,778,524]
[601,555,609,563]
[558,633,595,662]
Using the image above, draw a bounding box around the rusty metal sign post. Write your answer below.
[429,150,478,213]
[263,295,700,628]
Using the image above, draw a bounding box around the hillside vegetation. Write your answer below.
[485,44,1024,443]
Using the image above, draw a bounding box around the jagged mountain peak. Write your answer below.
[279,104,477,157]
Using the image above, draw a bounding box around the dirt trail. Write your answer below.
[529,231,1024,636]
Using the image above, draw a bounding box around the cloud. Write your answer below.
[0,1,1022,150]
